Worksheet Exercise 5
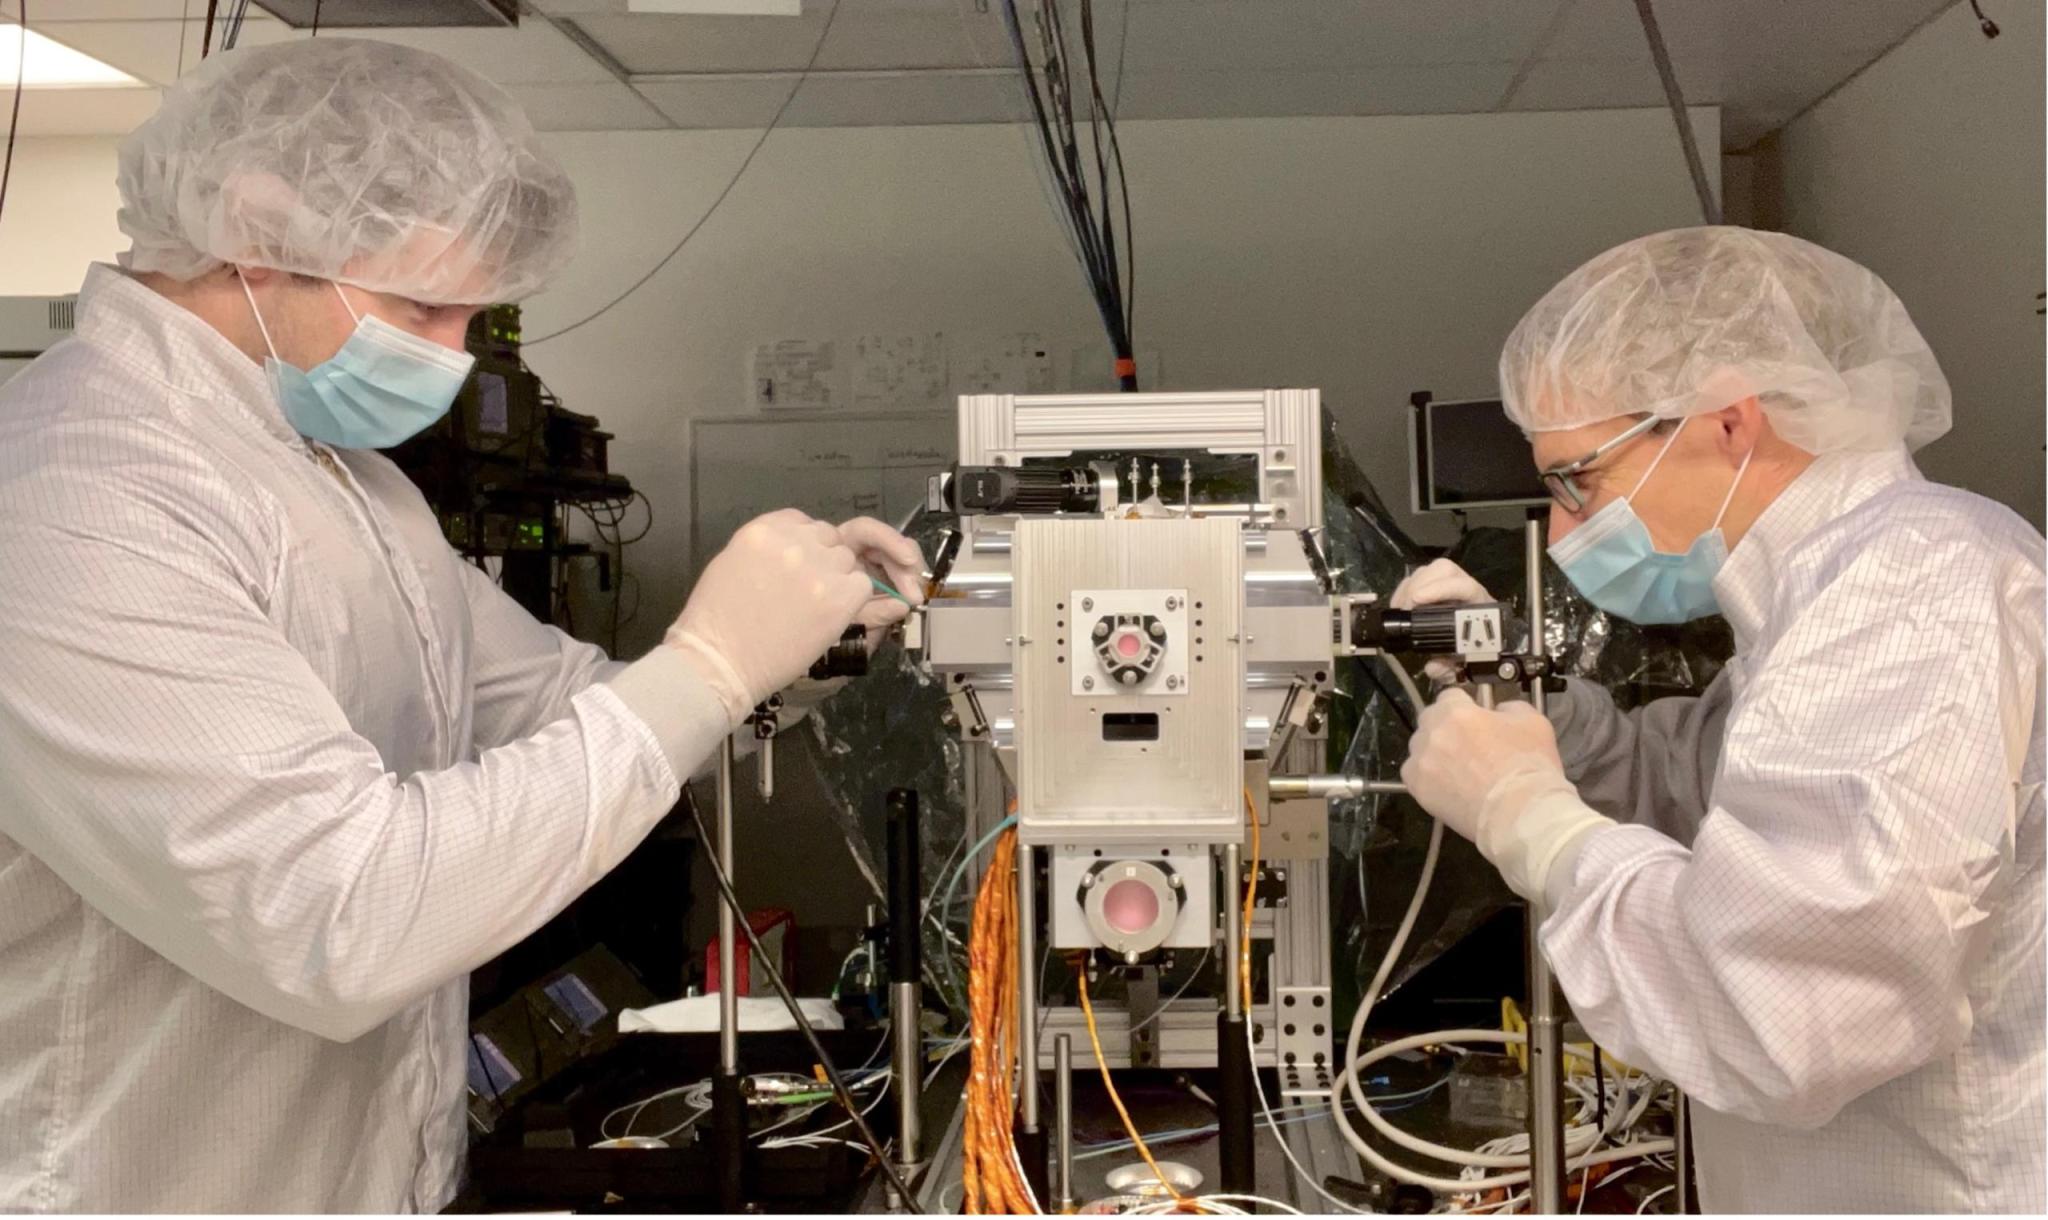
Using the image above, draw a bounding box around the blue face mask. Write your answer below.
[1546,418,1754,625]
[239,274,474,449]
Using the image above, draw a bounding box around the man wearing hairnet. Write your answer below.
[1398,228,2043,1211]
[0,40,924,1212]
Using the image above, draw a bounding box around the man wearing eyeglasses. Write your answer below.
[1394,227,2043,1212]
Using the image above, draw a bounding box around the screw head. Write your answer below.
[1080,873,1096,889]
[1498,661,1518,681]
[1148,620,1166,640]
[1120,671,1138,686]
[1168,873,1184,889]
[1165,675,1180,690]
[1082,676,1095,691]
[1093,620,1111,640]
[1081,597,1094,612]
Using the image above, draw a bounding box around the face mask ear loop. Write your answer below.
[331,282,364,325]
[1710,443,1758,532]
[1626,416,1687,500]
[236,270,281,361]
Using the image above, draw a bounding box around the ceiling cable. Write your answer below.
[1631,0,1720,225]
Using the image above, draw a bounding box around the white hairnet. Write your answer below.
[1499,227,1950,453]
[116,37,576,305]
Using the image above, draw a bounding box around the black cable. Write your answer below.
[683,788,924,1211]
[201,0,218,58]
[1352,655,1418,733]
[1001,0,1137,383]
[1968,0,2000,38]
[1592,1041,1608,1133]
[1631,0,1719,225]
[311,0,323,37]
[0,1,21,233]
[524,0,843,347]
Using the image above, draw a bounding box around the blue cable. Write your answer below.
[931,814,1019,1003]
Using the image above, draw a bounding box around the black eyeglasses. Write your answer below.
[1537,415,1662,514]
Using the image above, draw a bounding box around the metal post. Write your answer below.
[1221,846,1244,1022]
[712,736,746,1213]
[886,789,924,1189]
[717,737,740,1073]
[1674,1089,1694,1213]
[1015,840,1047,1201]
[1523,511,1567,1212]
[1217,842,1255,1193]
[756,734,774,801]
[1053,1035,1077,1212]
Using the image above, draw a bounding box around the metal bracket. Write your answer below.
[1275,986,1335,1100]
[1125,965,1162,1067]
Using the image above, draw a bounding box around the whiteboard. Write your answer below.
[689,411,954,574]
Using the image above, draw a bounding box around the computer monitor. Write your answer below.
[1408,391,1550,513]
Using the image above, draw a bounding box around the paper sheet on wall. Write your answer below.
[751,339,836,409]
[956,332,1057,395]
[853,333,949,407]
[690,413,954,574]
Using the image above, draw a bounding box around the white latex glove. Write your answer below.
[1400,688,1614,905]
[1389,557,1492,682]
[666,510,874,728]
[836,516,927,647]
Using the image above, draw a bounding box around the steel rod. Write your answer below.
[717,736,739,1071]
[1523,511,1567,1212]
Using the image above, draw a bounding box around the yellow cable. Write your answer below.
[1240,788,1260,1013]
[1076,963,1193,1209]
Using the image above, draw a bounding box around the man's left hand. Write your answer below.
[1401,687,1616,905]
[1400,687,1566,842]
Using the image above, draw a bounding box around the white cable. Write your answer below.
[1246,1016,1367,1213]
[1635,1183,1676,1214]
[1382,653,1425,717]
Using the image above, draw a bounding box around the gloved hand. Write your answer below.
[836,516,927,648]
[1400,688,1614,906]
[666,509,875,728]
[1389,558,1492,682]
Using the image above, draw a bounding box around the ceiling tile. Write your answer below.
[571,0,988,75]
[631,74,792,127]
[1,1,187,18]
[782,69,1028,127]
[0,85,164,135]
[504,80,674,130]
[1114,63,1515,122]
[369,20,615,84]
[36,21,200,87]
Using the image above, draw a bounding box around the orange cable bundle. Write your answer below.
[961,828,1038,1214]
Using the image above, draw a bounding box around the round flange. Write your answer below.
[1079,858,1182,957]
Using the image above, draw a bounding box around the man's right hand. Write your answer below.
[1389,558,1492,682]
[665,509,874,727]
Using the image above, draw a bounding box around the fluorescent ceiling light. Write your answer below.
[1,23,146,89]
